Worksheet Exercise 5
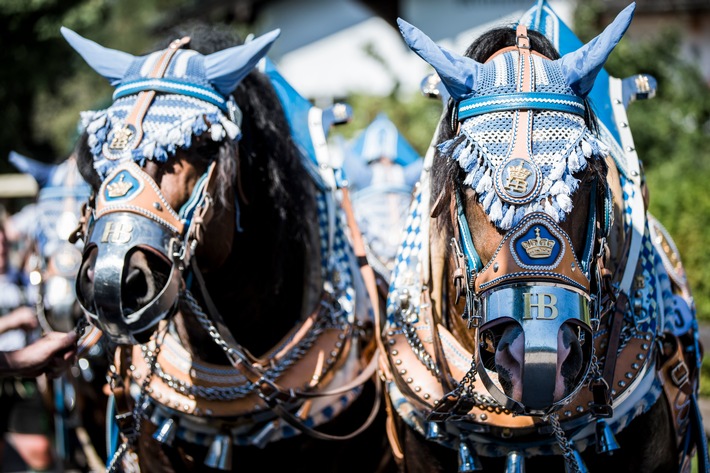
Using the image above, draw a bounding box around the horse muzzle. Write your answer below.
[476,283,592,415]
[77,212,182,345]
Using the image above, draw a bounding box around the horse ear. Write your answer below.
[60,27,134,86]
[8,151,57,188]
[556,3,635,97]
[204,29,281,96]
[397,18,482,102]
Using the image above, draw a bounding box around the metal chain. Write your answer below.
[182,290,344,391]
[107,330,164,473]
[545,413,580,473]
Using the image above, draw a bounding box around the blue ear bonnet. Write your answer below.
[438,50,602,230]
[397,4,635,230]
[113,50,229,111]
[63,27,280,179]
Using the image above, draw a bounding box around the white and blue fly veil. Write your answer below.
[61,26,280,178]
[397,3,635,231]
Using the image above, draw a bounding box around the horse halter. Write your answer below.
[450,25,610,415]
[76,159,217,344]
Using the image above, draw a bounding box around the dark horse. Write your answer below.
[382,4,708,472]
[62,24,391,472]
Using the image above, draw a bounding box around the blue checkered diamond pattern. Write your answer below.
[632,224,659,335]
[620,174,634,235]
[386,188,425,325]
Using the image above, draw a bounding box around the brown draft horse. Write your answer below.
[62,24,392,472]
[381,4,708,472]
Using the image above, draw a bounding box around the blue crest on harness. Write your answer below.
[103,170,141,202]
[62,27,280,178]
[397,4,635,230]
[513,224,561,267]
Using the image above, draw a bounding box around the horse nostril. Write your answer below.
[557,325,584,394]
[124,267,150,301]
[123,250,162,313]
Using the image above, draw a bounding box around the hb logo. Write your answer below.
[522,293,558,320]
[101,222,134,244]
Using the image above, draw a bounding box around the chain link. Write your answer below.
[545,413,581,473]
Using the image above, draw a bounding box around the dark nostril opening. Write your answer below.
[124,266,150,302]
[122,248,170,314]
[559,323,585,390]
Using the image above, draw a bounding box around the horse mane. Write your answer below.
[431,26,606,240]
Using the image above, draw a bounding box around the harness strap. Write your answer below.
[590,291,627,416]
[656,332,709,470]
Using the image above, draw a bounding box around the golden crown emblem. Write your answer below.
[507,163,532,181]
[106,174,134,198]
[521,227,555,258]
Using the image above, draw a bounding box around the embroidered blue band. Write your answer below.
[458,92,586,121]
[114,79,228,112]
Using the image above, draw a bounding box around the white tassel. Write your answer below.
[540,178,552,195]
[581,140,593,158]
[482,191,495,212]
[568,152,581,173]
[556,193,573,213]
[476,172,493,194]
[500,205,515,229]
[550,181,570,196]
[86,115,107,134]
[220,118,240,140]
[211,124,225,141]
[166,127,183,145]
[489,199,503,223]
[549,155,566,181]
[142,141,155,158]
[543,200,559,221]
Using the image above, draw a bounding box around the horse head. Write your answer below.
[395,4,635,415]
[64,27,279,346]
[9,151,91,331]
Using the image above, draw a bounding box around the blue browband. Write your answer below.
[458,92,585,121]
[114,78,229,112]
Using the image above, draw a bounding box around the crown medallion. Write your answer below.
[521,227,556,259]
[494,158,541,205]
